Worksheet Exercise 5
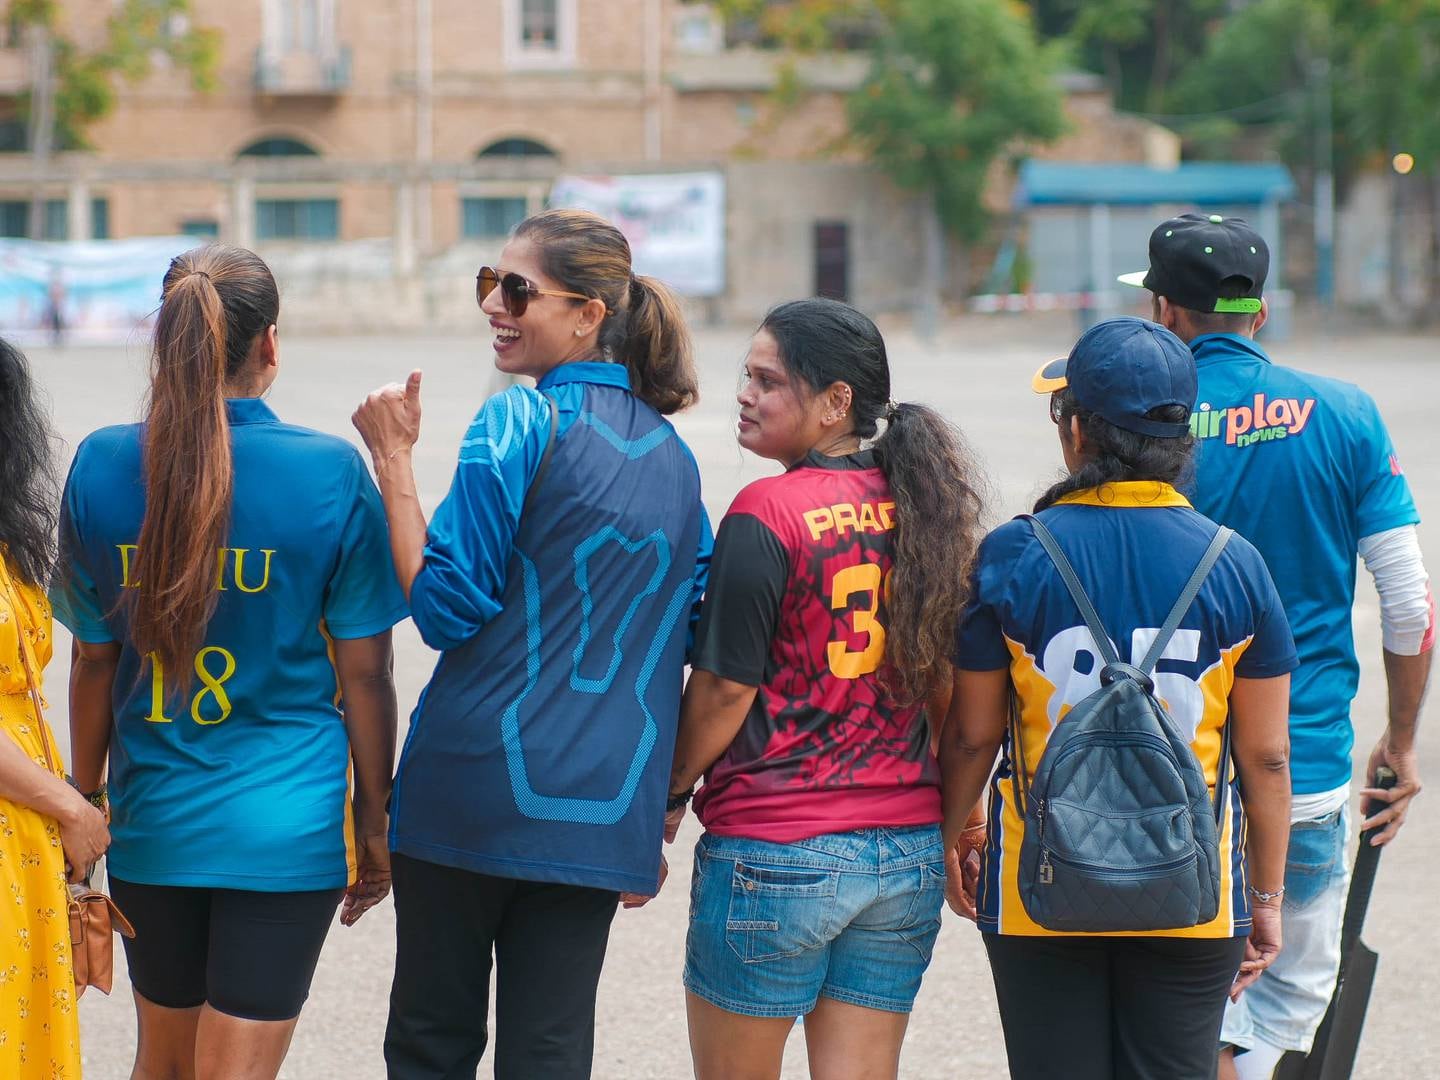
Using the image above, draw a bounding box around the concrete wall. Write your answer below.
[723,161,924,320]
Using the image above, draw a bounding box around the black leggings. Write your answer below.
[384,852,620,1080]
[108,877,342,1022]
[984,932,1249,1080]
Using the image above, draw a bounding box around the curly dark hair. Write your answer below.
[1034,387,1196,512]
[760,298,986,704]
[0,337,59,587]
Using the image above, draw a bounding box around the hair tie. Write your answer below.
[188,270,212,283]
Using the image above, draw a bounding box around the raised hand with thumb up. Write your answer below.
[353,369,424,475]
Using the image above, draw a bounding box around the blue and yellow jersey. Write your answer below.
[1187,333,1421,794]
[51,398,409,891]
[955,482,1297,937]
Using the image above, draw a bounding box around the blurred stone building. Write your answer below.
[0,0,1177,325]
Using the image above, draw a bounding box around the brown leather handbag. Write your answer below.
[3,569,136,996]
[67,882,136,996]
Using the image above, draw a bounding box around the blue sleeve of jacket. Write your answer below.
[953,521,1026,672]
[686,504,714,659]
[1352,392,1420,538]
[409,386,552,651]
[49,442,115,644]
[323,451,412,640]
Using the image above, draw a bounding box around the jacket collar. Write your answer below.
[224,397,280,425]
[1055,481,1192,509]
[1189,333,1271,367]
[537,360,631,392]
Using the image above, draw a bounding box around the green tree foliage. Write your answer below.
[1172,0,1440,180]
[1338,0,1440,174]
[707,0,1066,242]
[1033,0,1225,114]
[845,0,1067,242]
[1164,0,1318,161]
[13,0,219,150]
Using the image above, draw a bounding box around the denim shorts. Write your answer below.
[683,825,945,1018]
[1222,804,1350,1054]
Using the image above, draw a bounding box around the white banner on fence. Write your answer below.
[0,235,195,346]
[548,172,726,297]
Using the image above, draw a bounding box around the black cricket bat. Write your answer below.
[1273,766,1397,1080]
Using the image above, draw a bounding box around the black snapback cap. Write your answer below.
[1118,213,1269,315]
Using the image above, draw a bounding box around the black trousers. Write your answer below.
[384,852,620,1080]
[984,932,1249,1080]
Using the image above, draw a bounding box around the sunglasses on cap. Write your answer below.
[475,266,596,317]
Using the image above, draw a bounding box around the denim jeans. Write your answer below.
[1221,804,1350,1054]
[683,825,945,1017]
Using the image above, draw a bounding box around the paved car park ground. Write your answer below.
[28,311,1439,1077]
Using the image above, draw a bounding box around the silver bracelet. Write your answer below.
[1249,885,1286,903]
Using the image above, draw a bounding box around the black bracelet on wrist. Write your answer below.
[666,788,694,813]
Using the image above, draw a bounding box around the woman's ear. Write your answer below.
[259,324,279,369]
[1068,414,1086,455]
[823,382,853,425]
[575,297,608,340]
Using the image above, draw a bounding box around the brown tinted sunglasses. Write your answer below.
[475,266,595,317]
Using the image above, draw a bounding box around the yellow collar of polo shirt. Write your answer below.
[1055,481,1193,509]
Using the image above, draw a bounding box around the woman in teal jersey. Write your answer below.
[52,245,408,1079]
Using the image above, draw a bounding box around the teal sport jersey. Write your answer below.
[954,483,1297,936]
[51,398,409,891]
[1187,333,1420,793]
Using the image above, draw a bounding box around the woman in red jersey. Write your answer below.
[665,298,987,1079]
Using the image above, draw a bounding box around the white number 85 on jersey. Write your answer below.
[1040,626,1205,741]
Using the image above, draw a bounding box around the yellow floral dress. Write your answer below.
[0,559,81,1079]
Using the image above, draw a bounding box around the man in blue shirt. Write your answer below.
[1121,215,1434,1079]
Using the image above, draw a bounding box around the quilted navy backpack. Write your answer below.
[1013,516,1234,933]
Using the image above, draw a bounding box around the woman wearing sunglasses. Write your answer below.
[664,298,986,1079]
[353,208,711,1080]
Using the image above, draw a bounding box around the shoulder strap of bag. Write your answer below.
[519,393,559,521]
[1135,525,1234,823]
[0,562,60,777]
[1137,526,1233,675]
[1025,515,1120,667]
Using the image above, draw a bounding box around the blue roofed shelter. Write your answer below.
[1015,161,1296,325]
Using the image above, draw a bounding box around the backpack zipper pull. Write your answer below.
[1035,798,1054,884]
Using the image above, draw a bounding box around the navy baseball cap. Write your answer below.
[1117,213,1269,315]
[1031,316,1197,438]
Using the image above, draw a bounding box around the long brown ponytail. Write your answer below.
[131,245,278,683]
[514,209,699,415]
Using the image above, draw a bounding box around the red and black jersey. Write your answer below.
[690,449,941,843]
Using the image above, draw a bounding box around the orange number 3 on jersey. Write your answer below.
[826,562,888,679]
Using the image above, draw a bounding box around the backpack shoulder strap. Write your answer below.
[519,393,559,521]
[1137,526,1233,676]
[1025,515,1120,667]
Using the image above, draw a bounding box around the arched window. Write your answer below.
[477,138,556,159]
[237,137,321,158]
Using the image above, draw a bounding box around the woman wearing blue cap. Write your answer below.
[940,316,1297,1079]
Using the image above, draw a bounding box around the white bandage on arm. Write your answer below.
[1358,525,1435,655]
